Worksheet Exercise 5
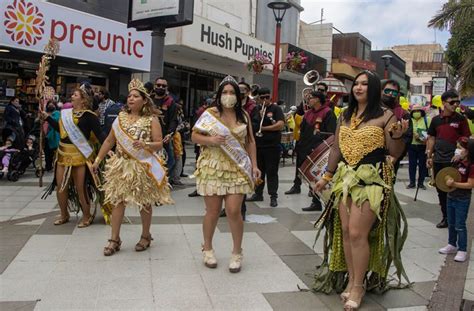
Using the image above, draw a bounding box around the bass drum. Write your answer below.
[298,135,334,205]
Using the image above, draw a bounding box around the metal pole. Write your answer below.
[272,22,282,103]
[150,27,166,83]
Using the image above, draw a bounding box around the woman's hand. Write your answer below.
[208,135,226,146]
[390,119,410,138]
[91,160,100,174]
[39,110,49,120]
[313,179,329,193]
[253,167,261,180]
[426,158,433,169]
[132,140,145,149]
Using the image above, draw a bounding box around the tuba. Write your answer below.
[302,70,320,106]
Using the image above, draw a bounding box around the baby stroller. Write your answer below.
[4,135,40,182]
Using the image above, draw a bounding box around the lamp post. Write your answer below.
[381,54,393,79]
[268,1,291,102]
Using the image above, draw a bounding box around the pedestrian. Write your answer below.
[40,83,105,227]
[438,137,474,262]
[313,71,410,309]
[96,88,115,128]
[192,76,260,272]
[426,89,471,228]
[43,101,60,172]
[3,97,26,149]
[152,77,179,183]
[92,79,173,256]
[406,104,430,190]
[286,90,337,211]
[247,87,285,207]
[102,95,126,136]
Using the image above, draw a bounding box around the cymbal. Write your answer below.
[435,167,461,193]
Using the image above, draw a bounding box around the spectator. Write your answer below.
[44,101,60,171]
[102,95,126,136]
[97,88,115,128]
[3,97,26,149]
[407,104,430,190]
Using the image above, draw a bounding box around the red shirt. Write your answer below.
[450,159,474,197]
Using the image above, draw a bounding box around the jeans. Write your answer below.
[172,156,182,183]
[434,162,451,219]
[408,144,427,185]
[447,195,471,251]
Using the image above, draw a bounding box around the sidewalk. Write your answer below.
[0,152,472,310]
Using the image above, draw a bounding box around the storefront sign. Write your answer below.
[172,15,276,64]
[131,0,179,21]
[1,0,152,71]
[432,77,447,96]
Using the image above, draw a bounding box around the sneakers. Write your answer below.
[438,244,458,254]
[202,248,217,268]
[229,252,243,273]
[454,251,468,262]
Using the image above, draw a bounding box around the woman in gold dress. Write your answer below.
[42,83,104,227]
[192,76,260,273]
[313,71,410,310]
[92,79,172,256]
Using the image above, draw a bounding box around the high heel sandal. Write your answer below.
[103,239,121,256]
[202,245,217,268]
[77,214,94,228]
[54,215,70,225]
[135,235,153,252]
[340,279,353,302]
[344,284,366,310]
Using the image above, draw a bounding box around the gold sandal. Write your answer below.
[77,215,94,228]
[103,239,121,256]
[135,235,153,252]
[53,215,70,226]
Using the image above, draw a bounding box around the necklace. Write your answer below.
[350,112,363,129]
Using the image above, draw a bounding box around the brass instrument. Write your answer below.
[256,104,267,137]
[303,70,320,87]
[428,166,436,187]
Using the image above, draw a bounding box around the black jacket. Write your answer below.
[154,96,178,136]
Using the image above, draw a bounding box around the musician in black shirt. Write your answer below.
[286,91,336,211]
[247,88,285,207]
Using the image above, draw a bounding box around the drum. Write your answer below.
[281,132,293,144]
[298,135,334,204]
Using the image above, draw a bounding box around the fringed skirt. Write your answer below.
[102,152,173,209]
[194,146,253,196]
[312,160,410,294]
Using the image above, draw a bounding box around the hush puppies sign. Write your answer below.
[1,0,151,71]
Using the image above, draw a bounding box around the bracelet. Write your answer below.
[391,135,403,140]
[322,173,332,182]
[93,158,102,165]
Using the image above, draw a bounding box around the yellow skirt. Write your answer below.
[102,152,173,209]
[57,142,89,167]
[195,146,253,196]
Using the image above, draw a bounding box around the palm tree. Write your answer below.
[428,0,474,95]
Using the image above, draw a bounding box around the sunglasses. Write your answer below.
[260,95,270,100]
[317,88,326,92]
[155,83,168,88]
[383,88,399,97]
[445,100,460,106]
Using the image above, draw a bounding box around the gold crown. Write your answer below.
[128,78,149,95]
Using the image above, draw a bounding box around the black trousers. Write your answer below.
[180,137,186,175]
[434,161,451,219]
[255,146,280,198]
[44,143,56,171]
[293,151,321,206]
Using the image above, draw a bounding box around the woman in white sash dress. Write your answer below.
[192,76,260,273]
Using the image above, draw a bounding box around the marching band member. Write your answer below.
[41,83,105,227]
[313,71,410,310]
[93,79,173,256]
[192,76,260,273]
[286,91,336,211]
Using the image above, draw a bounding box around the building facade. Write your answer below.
[392,44,449,104]
[371,50,409,95]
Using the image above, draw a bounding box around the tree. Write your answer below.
[428,0,474,95]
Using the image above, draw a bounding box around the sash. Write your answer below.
[112,117,165,187]
[61,109,93,159]
[194,110,254,188]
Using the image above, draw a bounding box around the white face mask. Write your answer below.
[454,148,463,158]
[221,94,237,108]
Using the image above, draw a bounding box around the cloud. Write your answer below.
[300,0,450,50]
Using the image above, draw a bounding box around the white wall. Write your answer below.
[298,22,333,73]
[194,0,256,35]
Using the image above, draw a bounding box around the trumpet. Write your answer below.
[256,104,267,137]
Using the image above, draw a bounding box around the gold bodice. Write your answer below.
[118,111,153,142]
[339,125,385,166]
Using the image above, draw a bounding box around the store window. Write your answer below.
[412,85,422,94]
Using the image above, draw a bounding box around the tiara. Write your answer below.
[128,78,149,95]
[79,82,92,98]
[219,75,238,86]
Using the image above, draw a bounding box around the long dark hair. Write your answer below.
[216,80,247,124]
[343,71,384,122]
[466,138,474,164]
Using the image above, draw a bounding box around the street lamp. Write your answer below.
[381,54,393,79]
[268,1,291,102]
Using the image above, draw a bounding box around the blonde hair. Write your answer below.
[75,88,93,110]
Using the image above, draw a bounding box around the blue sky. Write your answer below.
[300,0,451,50]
